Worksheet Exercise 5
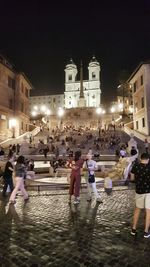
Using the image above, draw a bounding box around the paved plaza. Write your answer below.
[0,188,150,267]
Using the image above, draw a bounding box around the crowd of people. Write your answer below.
[0,125,150,238]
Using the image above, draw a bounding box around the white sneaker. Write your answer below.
[74,198,80,204]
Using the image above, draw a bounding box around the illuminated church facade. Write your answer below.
[64,56,101,109]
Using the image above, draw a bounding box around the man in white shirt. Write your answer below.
[83,154,102,203]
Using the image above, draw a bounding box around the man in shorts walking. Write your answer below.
[130,153,150,238]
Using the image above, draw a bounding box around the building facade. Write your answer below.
[128,62,150,136]
[0,55,32,140]
[116,83,133,115]
[64,56,101,109]
[29,93,64,116]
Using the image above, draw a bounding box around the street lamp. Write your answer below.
[118,103,123,113]
[110,106,116,121]
[96,107,105,136]
[58,108,64,129]
[45,109,51,130]
[9,118,17,138]
[110,106,115,113]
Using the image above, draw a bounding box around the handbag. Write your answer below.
[88,173,95,183]
[86,160,95,183]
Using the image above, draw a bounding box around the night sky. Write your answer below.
[1,0,150,103]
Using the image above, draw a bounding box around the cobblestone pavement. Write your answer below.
[0,189,150,267]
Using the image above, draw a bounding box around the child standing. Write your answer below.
[83,153,102,203]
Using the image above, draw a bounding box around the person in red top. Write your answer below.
[68,150,84,204]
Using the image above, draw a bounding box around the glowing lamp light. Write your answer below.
[96,107,102,114]
[58,108,64,117]
[118,103,123,110]
[129,106,133,113]
[31,111,37,117]
[33,105,38,110]
[46,109,51,116]
[111,107,115,113]
[9,118,17,128]
[40,105,46,112]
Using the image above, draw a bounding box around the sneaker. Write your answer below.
[96,198,103,203]
[144,232,150,238]
[130,229,137,236]
[73,198,80,204]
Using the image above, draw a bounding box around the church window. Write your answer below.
[92,95,95,99]
[141,96,144,108]
[133,81,137,93]
[69,101,71,105]
[9,98,13,109]
[92,72,96,79]
[25,87,28,98]
[21,102,24,112]
[21,82,24,92]
[140,75,143,85]
[53,98,56,103]
[8,76,16,90]
[69,75,72,81]
[142,117,145,127]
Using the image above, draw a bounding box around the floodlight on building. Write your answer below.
[31,110,37,117]
[9,118,17,138]
[9,118,17,128]
[33,105,38,110]
[58,108,64,117]
[110,107,115,113]
[46,109,51,116]
[96,107,102,114]
[118,103,123,110]
[129,106,133,113]
[40,105,46,112]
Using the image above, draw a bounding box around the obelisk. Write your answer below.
[78,61,86,107]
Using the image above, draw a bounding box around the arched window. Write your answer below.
[92,72,96,79]
[68,75,72,81]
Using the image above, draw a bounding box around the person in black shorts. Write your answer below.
[130,153,150,238]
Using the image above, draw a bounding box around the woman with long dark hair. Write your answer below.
[9,155,29,204]
[68,150,84,204]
